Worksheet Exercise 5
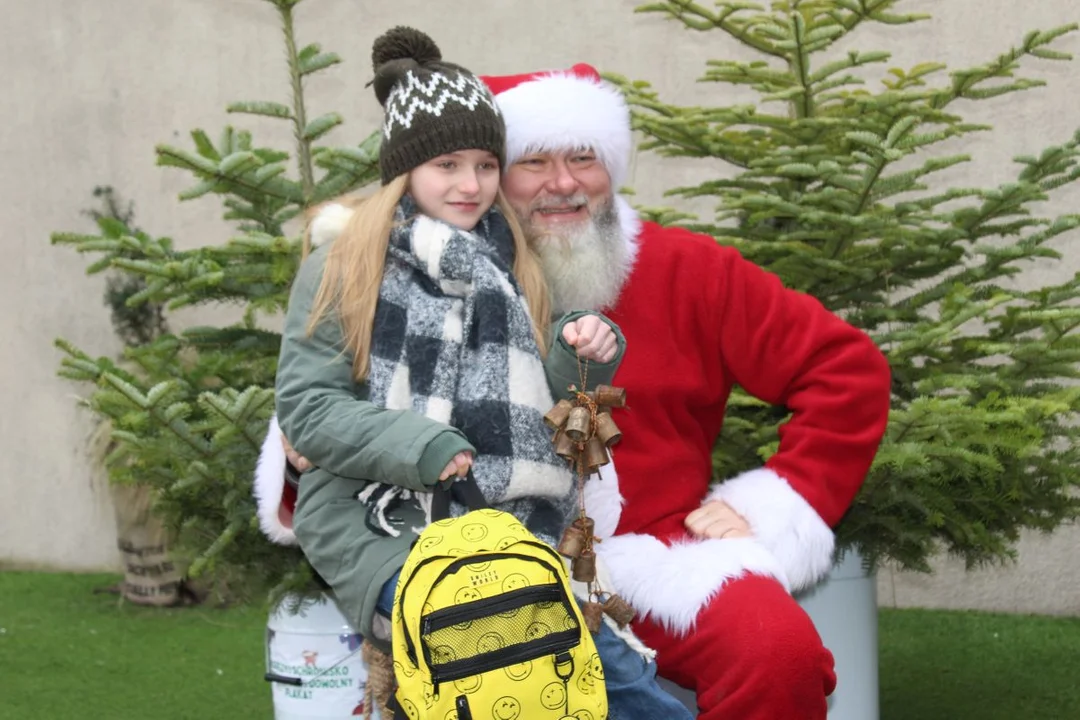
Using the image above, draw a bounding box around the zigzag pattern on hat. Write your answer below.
[383,71,499,137]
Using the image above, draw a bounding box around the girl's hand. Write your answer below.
[438,451,474,482]
[562,314,619,364]
[281,433,312,472]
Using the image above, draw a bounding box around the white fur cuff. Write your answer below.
[253,415,297,545]
[597,532,789,636]
[707,468,836,592]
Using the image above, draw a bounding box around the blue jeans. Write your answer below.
[592,616,696,720]
[376,574,693,720]
[375,569,400,617]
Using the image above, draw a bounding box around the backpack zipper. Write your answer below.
[398,543,566,666]
[428,629,581,685]
[422,583,563,634]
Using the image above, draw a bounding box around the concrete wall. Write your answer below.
[3,0,1079,612]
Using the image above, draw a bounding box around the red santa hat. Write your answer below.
[480,64,632,187]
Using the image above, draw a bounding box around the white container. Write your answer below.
[796,549,879,720]
[266,593,381,719]
[657,549,879,719]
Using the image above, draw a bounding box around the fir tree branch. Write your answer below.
[276,1,316,207]
[789,11,814,120]
[928,25,1078,112]
[636,1,788,58]
[156,144,301,205]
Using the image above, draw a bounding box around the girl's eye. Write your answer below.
[479,162,498,171]
[437,161,456,170]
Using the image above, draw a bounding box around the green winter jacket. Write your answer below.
[276,244,624,649]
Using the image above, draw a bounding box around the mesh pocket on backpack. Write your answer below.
[420,583,580,682]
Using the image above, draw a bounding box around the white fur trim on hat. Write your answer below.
[706,468,836,592]
[253,415,297,545]
[493,72,633,187]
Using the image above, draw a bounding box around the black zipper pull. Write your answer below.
[455,694,474,720]
[554,651,574,715]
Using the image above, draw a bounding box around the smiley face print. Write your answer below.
[460,523,488,542]
[399,698,420,720]
[575,671,597,695]
[525,621,552,641]
[541,681,567,710]
[588,653,604,680]
[430,645,457,665]
[453,674,483,695]
[500,573,529,592]
[418,535,443,554]
[476,631,505,655]
[503,660,532,681]
[492,696,521,720]
[454,586,482,604]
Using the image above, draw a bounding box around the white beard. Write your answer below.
[526,199,632,315]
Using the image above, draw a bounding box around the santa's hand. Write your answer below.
[281,433,312,472]
[439,451,474,482]
[562,314,618,364]
[685,500,752,539]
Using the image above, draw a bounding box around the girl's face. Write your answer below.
[408,149,501,230]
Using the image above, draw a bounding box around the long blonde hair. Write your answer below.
[305,176,551,381]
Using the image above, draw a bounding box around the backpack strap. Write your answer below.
[430,470,489,522]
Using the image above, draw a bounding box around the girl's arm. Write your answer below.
[275,246,474,491]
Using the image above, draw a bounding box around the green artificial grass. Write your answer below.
[0,571,272,719]
[2,571,1078,719]
[878,607,1080,720]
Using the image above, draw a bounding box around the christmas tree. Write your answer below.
[53,0,379,602]
[609,0,1080,571]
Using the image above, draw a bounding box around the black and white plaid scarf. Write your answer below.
[357,197,574,542]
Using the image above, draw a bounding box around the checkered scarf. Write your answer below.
[357,197,574,543]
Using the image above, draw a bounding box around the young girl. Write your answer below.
[274,27,622,654]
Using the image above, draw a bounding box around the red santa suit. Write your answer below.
[483,64,893,720]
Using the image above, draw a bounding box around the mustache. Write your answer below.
[530,194,589,211]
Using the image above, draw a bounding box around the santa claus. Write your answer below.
[255,63,892,720]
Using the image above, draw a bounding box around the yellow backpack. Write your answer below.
[388,480,607,720]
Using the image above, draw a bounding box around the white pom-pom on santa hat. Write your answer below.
[481,64,632,187]
[308,202,354,247]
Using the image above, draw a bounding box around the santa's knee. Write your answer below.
[703,574,834,685]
